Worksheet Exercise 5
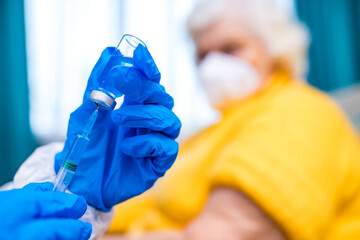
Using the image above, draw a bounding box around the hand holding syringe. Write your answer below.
[53,35,180,212]
[53,35,147,192]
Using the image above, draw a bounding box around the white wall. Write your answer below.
[25,0,294,144]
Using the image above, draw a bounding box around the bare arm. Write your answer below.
[104,187,286,240]
[184,187,287,240]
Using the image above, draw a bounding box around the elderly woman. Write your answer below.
[107,0,360,239]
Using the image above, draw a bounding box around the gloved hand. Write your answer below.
[55,45,181,212]
[0,182,91,240]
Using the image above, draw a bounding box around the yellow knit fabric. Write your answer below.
[108,72,360,239]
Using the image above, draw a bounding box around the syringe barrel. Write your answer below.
[65,135,90,165]
[53,160,77,192]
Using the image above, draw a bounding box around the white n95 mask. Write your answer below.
[198,52,261,110]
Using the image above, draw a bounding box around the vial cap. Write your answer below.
[89,90,115,110]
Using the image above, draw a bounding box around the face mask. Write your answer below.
[198,52,262,110]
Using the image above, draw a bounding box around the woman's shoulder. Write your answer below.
[270,80,349,127]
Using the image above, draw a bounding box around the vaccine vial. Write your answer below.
[89,34,147,110]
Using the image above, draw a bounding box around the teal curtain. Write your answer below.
[295,0,360,91]
[0,0,37,185]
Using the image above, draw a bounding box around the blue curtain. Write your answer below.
[0,0,37,185]
[295,0,360,91]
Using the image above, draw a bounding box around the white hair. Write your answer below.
[187,0,310,78]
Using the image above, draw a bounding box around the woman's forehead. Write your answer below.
[194,17,255,50]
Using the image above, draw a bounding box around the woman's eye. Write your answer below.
[222,44,243,55]
[197,51,208,63]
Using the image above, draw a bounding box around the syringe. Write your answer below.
[53,34,147,192]
[53,107,99,192]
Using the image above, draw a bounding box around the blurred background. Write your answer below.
[0,0,359,185]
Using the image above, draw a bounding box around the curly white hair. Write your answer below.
[187,0,310,78]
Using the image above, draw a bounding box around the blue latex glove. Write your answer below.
[55,45,181,212]
[0,182,91,240]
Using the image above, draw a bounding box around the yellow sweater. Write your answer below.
[109,72,360,240]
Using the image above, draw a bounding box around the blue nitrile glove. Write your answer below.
[55,45,181,212]
[0,182,91,240]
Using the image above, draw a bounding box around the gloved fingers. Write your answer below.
[112,105,181,139]
[22,182,54,191]
[25,190,87,219]
[70,99,102,126]
[109,66,174,109]
[121,133,179,158]
[133,44,161,82]
[84,47,116,99]
[19,219,92,240]
[84,45,160,101]
[67,99,109,137]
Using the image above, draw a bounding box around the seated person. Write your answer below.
[107,0,360,239]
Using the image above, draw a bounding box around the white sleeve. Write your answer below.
[11,142,114,240]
